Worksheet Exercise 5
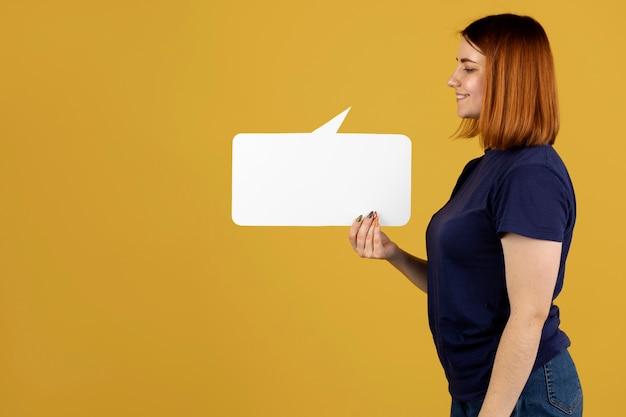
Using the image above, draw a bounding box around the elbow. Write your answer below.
[530,308,551,329]
[509,305,551,330]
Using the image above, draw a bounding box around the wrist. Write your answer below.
[386,245,404,264]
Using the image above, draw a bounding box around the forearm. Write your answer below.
[387,248,428,292]
[478,315,544,417]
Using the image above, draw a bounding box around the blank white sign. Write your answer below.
[231,108,412,226]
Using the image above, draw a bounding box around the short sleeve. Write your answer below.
[494,165,570,242]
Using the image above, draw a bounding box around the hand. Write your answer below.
[348,211,399,260]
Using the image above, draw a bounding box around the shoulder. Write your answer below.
[490,146,576,219]
[506,145,565,169]
[486,145,571,183]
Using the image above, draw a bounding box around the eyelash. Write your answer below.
[463,68,476,73]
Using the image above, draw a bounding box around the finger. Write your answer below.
[372,212,383,258]
[355,211,375,256]
[348,214,364,250]
[364,213,376,257]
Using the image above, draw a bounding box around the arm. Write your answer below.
[348,212,428,292]
[478,233,562,417]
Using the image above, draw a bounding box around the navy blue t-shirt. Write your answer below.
[426,145,576,402]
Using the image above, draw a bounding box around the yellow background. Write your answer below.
[1,0,623,416]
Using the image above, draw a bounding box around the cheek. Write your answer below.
[473,79,485,103]
[476,77,485,96]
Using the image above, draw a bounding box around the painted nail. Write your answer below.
[356,214,363,222]
[367,211,374,218]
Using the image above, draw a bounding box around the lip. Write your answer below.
[456,93,469,101]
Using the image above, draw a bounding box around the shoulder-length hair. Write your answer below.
[455,14,559,149]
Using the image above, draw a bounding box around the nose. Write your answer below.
[447,73,460,88]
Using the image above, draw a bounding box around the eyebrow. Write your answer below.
[457,58,478,64]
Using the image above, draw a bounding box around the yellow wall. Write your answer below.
[1,0,623,416]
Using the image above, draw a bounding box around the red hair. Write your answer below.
[455,14,560,149]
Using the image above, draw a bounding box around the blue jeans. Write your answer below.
[450,350,583,417]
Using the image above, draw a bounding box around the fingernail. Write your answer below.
[367,211,374,218]
[356,214,363,222]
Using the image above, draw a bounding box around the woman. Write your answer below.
[349,14,582,417]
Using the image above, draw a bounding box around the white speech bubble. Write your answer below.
[231,108,411,226]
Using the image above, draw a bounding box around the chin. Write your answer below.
[457,107,480,119]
